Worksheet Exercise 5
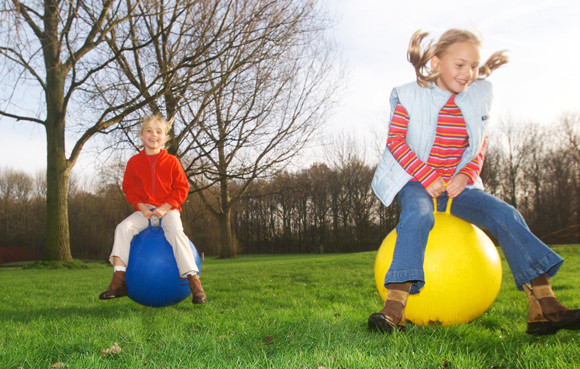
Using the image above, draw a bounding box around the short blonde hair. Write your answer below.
[140,114,174,134]
[407,29,508,88]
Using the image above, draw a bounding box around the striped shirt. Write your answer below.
[387,96,485,189]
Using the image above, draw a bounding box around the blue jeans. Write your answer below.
[385,181,563,294]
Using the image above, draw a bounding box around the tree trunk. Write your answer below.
[217,175,237,258]
[44,118,73,261]
[218,209,237,258]
[43,58,73,261]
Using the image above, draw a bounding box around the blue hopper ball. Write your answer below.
[126,221,202,307]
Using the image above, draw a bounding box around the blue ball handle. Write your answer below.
[148,217,161,228]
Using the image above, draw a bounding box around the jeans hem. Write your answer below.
[512,253,564,290]
[384,269,425,294]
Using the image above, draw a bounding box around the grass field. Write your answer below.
[1,246,579,369]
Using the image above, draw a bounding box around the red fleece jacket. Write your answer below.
[122,150,189,212]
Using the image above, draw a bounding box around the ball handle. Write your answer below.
[145,207,163,228]
[432,197,453,214]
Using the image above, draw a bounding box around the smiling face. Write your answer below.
[431,41,481,94]
[139,118,167,155]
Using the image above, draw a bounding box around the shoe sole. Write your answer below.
[192,295,207,304]
[368,313,404,332]
[98,291,127,300]
[527,311,580,335]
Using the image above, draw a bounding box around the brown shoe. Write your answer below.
[99,271,127,300]
[368,283,411,332]
[187,274,207,304]
[368,312,405,332]
[524,282,580,335]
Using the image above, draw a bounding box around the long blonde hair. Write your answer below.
[408,29,508,88]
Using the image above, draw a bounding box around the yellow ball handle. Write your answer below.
[432,182,453,214]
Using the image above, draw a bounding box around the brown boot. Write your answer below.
[99,271,127,300]
[187,274,207,304]
[368,282,412,332]
[524,275,580,335]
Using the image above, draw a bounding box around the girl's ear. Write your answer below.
[430,56,440,71]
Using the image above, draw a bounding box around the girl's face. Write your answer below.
[139,120,167,154]
[431,41,481,94]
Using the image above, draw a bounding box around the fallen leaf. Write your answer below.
[101,342,122,357]
[50,363,65,368]
[264,334,274,344]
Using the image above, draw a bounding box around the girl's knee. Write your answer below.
[400,204,435,230]
[417,208,435,229]
[114,222,131,236]
[491,200,526,225]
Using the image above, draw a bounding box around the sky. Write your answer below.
[323,0,580,157]
[2,0,580,178]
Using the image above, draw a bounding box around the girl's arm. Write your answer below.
[387,102,443,195]
[150,161,187,218]
[160,156,190,210]
[122,158,144,210]
[458,136,486,182]
[446,137,486,198]
[123,156,156,215]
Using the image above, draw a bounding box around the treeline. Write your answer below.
[233,115,580,253]
[0,118,578,260]
[232,160,399,254]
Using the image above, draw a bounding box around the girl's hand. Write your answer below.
[426,178,446,198]
[152,203,172,219]
[446,174,469,198]
[136,203,155,219]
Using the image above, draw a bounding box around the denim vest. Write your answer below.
[371,80,493,207]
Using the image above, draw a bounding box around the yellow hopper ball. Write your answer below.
[374,198,502,326]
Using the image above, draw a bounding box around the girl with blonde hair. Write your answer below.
[99,114,207,305]
[368,29,579,335]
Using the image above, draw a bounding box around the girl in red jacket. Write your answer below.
[99,114,206,304]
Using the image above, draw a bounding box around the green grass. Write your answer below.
[1,246,579,369]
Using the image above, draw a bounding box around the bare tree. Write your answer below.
[101,0,229,155]
[0,1,174,260]
[520,124,547,228]
[479,137,503,198]
[179,0,340,258]
[560,114,580,216]
[494,118,535,207]
[544,114,580,241]
[0,167,33,246]
[307,163,332,252]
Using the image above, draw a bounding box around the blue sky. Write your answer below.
[2,0,580,177]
